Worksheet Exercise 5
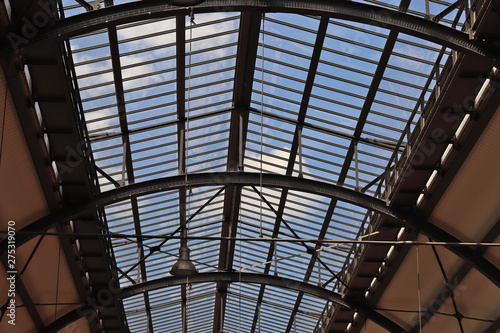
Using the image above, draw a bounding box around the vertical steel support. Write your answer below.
[239,110,244,171]
[298,125,303,178]
[354,141,359,191]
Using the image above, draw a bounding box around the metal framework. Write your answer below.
[4,172,499,288]
[1,0,497,64]
[42,272,406,333]
[2,0,499,332]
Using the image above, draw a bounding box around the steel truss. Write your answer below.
[41,272,407,333]
[2,172,498,289]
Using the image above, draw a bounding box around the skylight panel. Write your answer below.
[84,110,120,137]
[258,65,308,99]
[182,14,239,115]
[59,0,86,18]
[296,309,324,332]
[238,188,280,254]
[306,100,360,136]
[118,18,176,52]
[270,240,311,279]
[322,35,382,74]
[186,74,235,114]
[364,117,408,143]
[137,191,178,229]
[389,37,442,78]
[183,114,230,173]
[128,125,178,182]
[408,0,466,26]
[149,287,183,332]
[329,18,389,49]
[356,0,400,10]
[250,14,316,113]
[224,283,261,331]
[122,294,149,332]
[300,127,351,183]
[300,293,329,316]
[145,241,181,276]
[258,286,300,328]
[327,201,369,235]
[90,137,124,190]
[345,160,386,190]
[378,76,426,101]
[264,13,319,56]
[71,40,110,56]
[252,89,303,118]
[245,115,295,174]
[183,286,216,332]
[187,190,224,272]
[84,107,121,139]
[126,101,177,131]
[121,62,176,97]
[281,190,328,236]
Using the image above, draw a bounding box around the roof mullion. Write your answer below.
[249,108,403,152]
[108,24,155,333]
[315,26,401,332]
[215,10,260,333]
[244,15,329,333]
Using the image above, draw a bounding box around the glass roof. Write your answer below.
[57,0,469,331]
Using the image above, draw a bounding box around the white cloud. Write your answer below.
[84,107,118,133]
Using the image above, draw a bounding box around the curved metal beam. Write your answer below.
[41,272,407,333]
[2,0,497,64]
[2,172,499,288]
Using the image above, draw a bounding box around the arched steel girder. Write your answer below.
[2,172,499,288]
[2,0,498,64]
[41,272,407,333]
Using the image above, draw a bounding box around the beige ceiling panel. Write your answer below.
[423,267,500,333]
[0,68,49,232]
[16,229,81,326]
[484,233,500,269]
[420,313,460,333]
[360,319,390,333]
[430,110,500,243]
[0,265,37,332]
[376,234,465,329]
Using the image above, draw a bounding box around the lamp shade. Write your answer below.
[170,244,198,276]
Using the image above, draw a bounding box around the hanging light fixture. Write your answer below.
[170,237,198,276]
